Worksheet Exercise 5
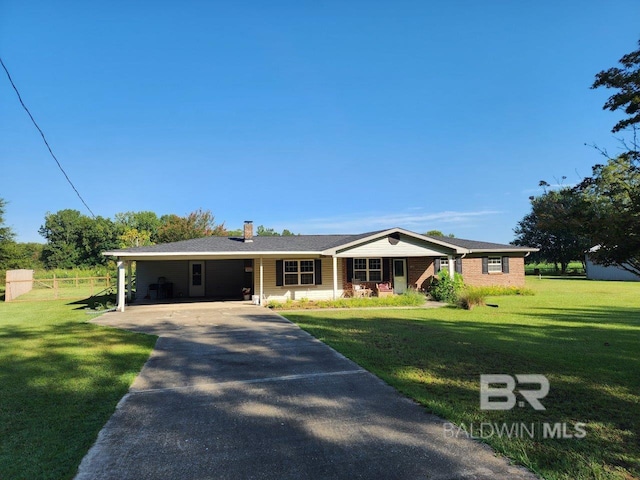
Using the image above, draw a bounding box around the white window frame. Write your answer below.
[439,257,449,271]
[284,259,315,286]
[488,257,502,273]
[353,258,383,282]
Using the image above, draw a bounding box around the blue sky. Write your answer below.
[1,1,639,244]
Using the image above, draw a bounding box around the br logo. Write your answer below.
[480,374,549,411]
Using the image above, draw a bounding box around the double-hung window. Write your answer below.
[487,257,502,273]
[438,257,449,272]
[284,260,315,285]
[353,258,382,282]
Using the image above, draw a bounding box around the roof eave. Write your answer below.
[103,250,324,258]
[467,247,539,254]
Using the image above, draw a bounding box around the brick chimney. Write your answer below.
[243,220,253,243]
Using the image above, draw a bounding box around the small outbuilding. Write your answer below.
[585,257,640,281]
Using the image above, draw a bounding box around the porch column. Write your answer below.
[127,261,133,302]
[448,255,455,278]
[332,256,338,300]
[116,259,126,312]
[259,257,264,306]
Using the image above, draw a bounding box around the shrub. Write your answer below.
[457,289,486,310]
[429,271,464,304]
[265,290,426,310]
[469,285,534,297]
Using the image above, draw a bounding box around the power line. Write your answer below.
[0,57,96,218]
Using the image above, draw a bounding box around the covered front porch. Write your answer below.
[113,253,458,312]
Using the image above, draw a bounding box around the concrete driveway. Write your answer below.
[75,302,537,480]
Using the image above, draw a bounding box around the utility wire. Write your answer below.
[0,56,96,218]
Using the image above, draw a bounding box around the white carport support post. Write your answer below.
[332,256,338,300]
[448,255,455,278]
[127,261,133,302]
[259,257,264,306]
[116,259,126,312]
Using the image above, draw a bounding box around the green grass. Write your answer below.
[525,261,585,276]
[283,278,640,480]
[0,298,156,480]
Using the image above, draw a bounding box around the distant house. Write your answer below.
[104,222,537,311]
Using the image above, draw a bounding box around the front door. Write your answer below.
[189,261,205,297]
[393,259,407,294]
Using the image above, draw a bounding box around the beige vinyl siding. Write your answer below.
[137,260,190,299]
[254,257,343,301]
[337,235,450,258]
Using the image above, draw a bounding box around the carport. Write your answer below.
[109,255,259,311]
[135,258,254,301]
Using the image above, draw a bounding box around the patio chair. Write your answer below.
[376,282,394,297]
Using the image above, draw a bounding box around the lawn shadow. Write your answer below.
[285,307,640,478]
[0,317,156,480]
[68,293,117,311]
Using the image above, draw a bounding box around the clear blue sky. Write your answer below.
[1,1,639,244]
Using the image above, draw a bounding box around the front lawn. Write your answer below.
[0,299,156,480]
[283,278,640,480]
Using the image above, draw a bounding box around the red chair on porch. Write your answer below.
[376,282,394,297]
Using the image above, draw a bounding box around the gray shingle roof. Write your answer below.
[105,229,534,256]
[424,236,525,251]
[109,232,381,254]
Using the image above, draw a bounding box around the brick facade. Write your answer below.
[407,257,436,290]
[341,255,526,291]
[460,256,526,287]
[407,255,526,289]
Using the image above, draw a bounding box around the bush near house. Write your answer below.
[428,271,464,303]
[266,289,427,309]
[428,272,534,308]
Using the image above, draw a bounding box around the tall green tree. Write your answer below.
[576,154,640,276]
[424,230,455,238]
[0,198,17,269]
[10,243,44,269]
[39,210,118,268]
[156,209,226,244]
[576,38,640,277]
[513,188,591,274]
[39,209,83,268]
[256,225,297,236]
[114,211,161,244]
[118,228,153,248]
[592,39,640,133]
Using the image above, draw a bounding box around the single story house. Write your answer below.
[104,222,537,311]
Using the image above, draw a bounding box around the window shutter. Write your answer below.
[502,256,510,274]
[276,260,283,286]
[434,258,441,273]
[314,259,322,285]
[482,257,489,274]
[455,257,462,274]
[347,258,354,282]
[382,259,391,282]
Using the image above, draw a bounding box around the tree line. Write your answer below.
[0,204,295,271]
[513,40,640,277]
